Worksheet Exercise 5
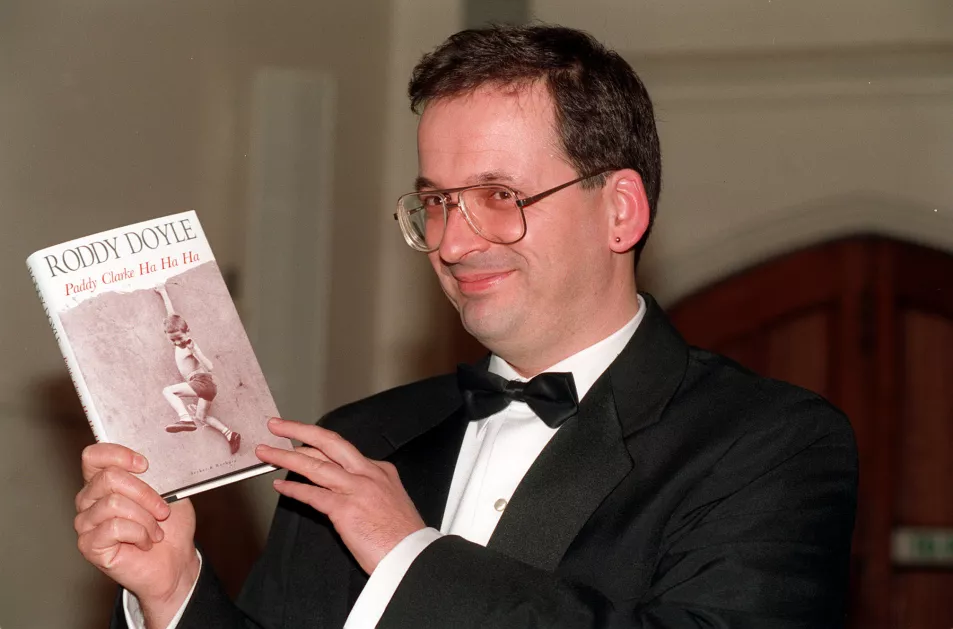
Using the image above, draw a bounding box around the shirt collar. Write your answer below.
[488,294,646,401]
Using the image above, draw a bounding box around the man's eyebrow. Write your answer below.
[414,176,438,191]
[414,171,518,192]
[468,170,517,186]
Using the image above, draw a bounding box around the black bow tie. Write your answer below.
[457,363,579,429]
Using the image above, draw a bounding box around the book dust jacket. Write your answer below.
[26,210,292,500]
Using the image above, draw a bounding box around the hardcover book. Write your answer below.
[26,210,293,501]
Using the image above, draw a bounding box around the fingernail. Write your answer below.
[154,526,164,542]
[268,417,281,424]
[273,479,284,488]
[133,455,148,471]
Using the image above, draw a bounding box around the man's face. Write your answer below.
[417,83,613,361]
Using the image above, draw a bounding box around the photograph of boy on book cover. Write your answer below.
[155,283,241,454]
[59,260,283,494]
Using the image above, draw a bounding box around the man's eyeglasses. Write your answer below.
[394,170,614,253]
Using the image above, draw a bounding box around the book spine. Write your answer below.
[26,262,107,443]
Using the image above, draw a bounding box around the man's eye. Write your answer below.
[421,195,444,207]
[491,189,513,201]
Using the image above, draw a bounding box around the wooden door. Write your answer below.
[668,237,953,628]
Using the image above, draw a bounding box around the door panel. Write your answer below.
[765,309,831,396]
[892,310,953,628]
[718,309,831,396]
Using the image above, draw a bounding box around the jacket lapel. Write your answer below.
[486,293,689,571]
[610,294,690,439]
[386,407,469,529]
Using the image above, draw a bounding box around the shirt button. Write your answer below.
[494,498,508,512]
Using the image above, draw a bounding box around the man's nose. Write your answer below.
[437,200,490,263]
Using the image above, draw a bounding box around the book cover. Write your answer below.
[26,210,293,501]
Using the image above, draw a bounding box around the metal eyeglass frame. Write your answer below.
[393,169,615,252]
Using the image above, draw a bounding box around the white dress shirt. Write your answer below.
[127,296,645,629]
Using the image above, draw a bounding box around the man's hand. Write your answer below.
[74,444,200,627]
[257,418,426,574]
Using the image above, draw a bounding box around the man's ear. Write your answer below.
[605,169,650,253]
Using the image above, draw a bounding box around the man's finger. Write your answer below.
[82,443,148,482]
[74,492,164,543]
[272,478,341,515]
[294,446,334,463]
[257,445,355,492]
[76,466,170,521]
[78,517,155,561]
[267,418,371,474]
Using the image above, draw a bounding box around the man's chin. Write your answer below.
[460,304,518,346]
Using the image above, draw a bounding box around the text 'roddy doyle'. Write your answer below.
[44,218,197,278]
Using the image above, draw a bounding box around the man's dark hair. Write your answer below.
[409,24,661,268]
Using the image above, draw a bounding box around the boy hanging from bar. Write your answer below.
[155,282,241,455]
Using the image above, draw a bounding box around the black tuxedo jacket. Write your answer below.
[114,294,857,628]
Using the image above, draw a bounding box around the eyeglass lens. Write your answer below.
[399,186,526,251]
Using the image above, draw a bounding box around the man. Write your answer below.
[74,24,857,628]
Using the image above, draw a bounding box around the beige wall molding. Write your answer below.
[637,43,953,104]
[642,192,953,305]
